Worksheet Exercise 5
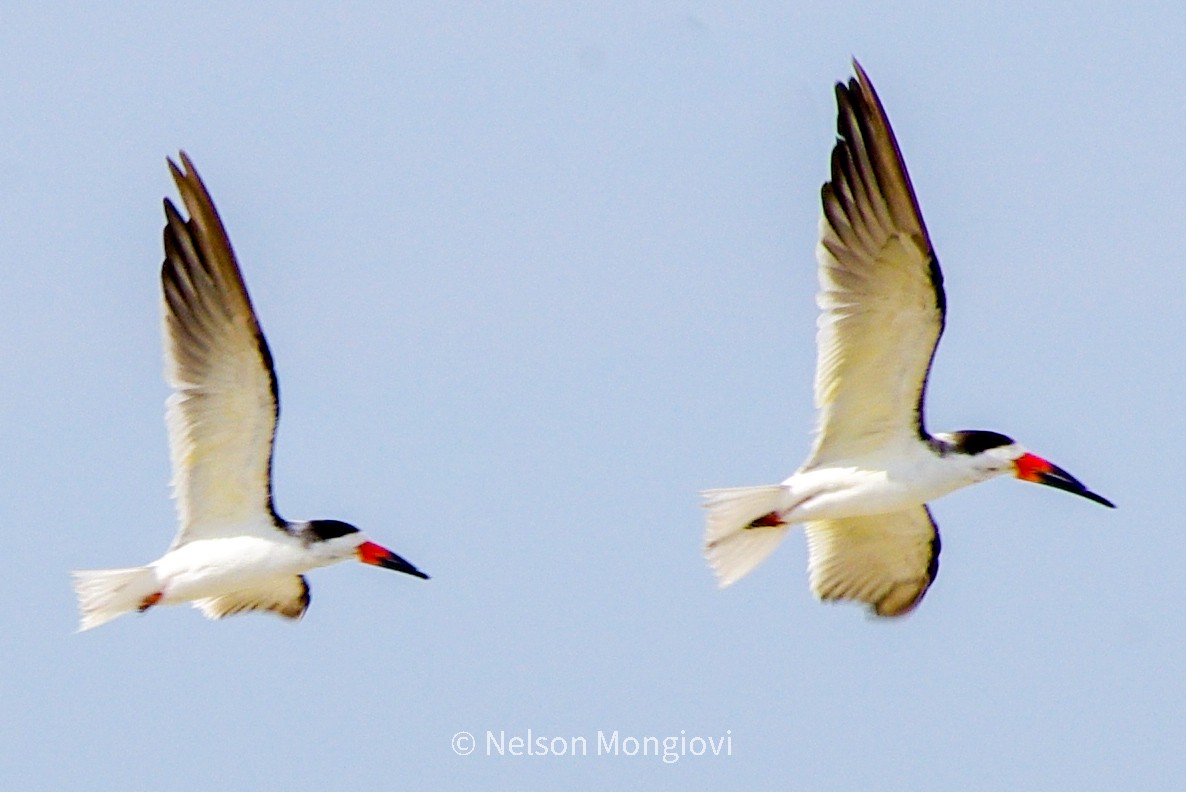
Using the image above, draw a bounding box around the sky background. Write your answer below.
[2,3,1183,790]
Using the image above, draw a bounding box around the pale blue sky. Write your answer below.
[3,3,1183,790]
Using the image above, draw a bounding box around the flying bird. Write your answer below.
[72,153,428,631]
[702,62,1113,617]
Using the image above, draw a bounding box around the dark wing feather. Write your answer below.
[161,152,282,546]
[807,62,946,466]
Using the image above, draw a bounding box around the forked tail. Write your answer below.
[701,485,790,588]
[71,566,159,631]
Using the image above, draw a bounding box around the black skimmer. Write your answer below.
[702,62,1113,617]
[72,153,428,631]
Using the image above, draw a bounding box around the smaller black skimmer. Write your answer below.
[72,153,428,631]
[702,62,1114,617]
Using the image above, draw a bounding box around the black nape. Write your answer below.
[946,430,1015,456]
[298,519,361,542]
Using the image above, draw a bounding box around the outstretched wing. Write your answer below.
[803,505,941,617]
[807,61,946,466]
[194,576,310,621]
[161,152,282,547]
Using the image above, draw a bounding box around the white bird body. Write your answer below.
[72,153,428,632]
[148,532,348,605]
[786,439,1008,521]
[702,62,1113,616]
[711,451,977,529]
[703,437,1014,595]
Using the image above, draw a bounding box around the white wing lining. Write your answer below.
[807,62,946,466]
[804,505,940,617]
[161,153,282,547]
[194,576,310,621]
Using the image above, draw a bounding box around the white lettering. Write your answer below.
[482,729,731,760]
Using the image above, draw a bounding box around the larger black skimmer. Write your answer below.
[702,63,1113,617]
[72,153,428,631]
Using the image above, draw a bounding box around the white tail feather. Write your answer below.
[71,567,159,632]
[701,485,791,588]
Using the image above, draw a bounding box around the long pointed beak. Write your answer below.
[356,541,430,580]
[1013,453,1115,508]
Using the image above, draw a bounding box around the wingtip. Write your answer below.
[166,152,184,181]
[167,151,205,197]
[849,59,880,105]
[167,149,193,169]
[838,58,870,98]
[162,195,182,220]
